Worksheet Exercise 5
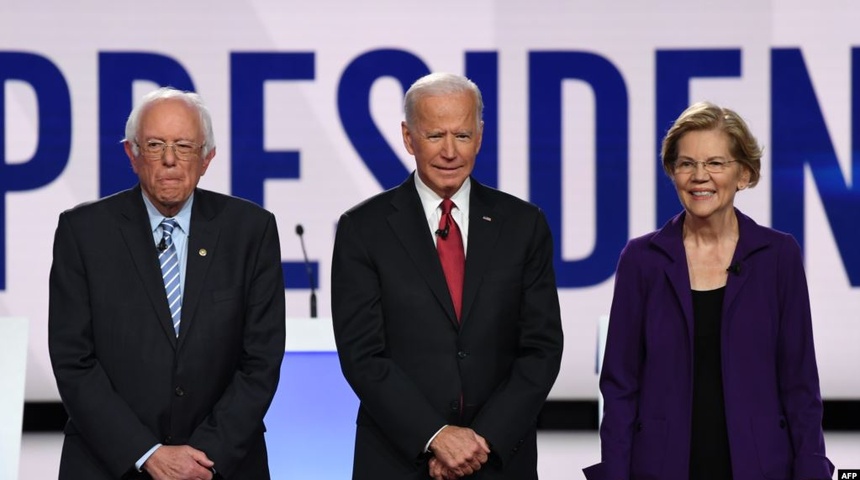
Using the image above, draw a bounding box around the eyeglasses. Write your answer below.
[136,139,203,161]
[673,159,736,174]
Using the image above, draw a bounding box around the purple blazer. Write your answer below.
[583,210,833,480]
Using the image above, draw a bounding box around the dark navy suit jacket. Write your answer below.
[584,210,833,480]
[49,186,286,479]
[332,175,564,479]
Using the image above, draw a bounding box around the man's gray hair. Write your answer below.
[404,73,483,128]
[123,87,216,157]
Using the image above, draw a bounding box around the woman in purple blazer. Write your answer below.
[584,102,834,480]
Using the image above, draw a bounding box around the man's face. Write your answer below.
[402,91,482,198]
[124,98,214,217]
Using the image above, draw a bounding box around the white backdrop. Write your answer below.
[1,0,858,401]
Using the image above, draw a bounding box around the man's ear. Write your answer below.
[402,121,416,155]
[124,140,141,174]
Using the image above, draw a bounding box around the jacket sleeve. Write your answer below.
[188,212,286,477]
[468,208,564,466]
[774,235,834,480]
[331,212,449,461]
[49,212,161,477]
[583,240,644,480]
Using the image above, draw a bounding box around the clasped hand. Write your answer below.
[143,445,215,480]
[428,426,491,479]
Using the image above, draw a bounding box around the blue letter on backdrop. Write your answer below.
[465,51,499,188]
[338,49,500,190]
[529,51,629,287]
[338,49,430,190]
[231,52,315,289]
[0,52,71,290]
[655,49,741,225]
[771,47,860,285]
[230,52,314,206]
[98,52,195,196]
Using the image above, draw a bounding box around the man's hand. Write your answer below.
[143,445,215,480]
[429,456,458,480]
[429,426,491,477]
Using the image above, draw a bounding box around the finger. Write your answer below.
[434,465,451,480]
[473,432,491,452]
[190,450,215,468]
[430,458,446,477]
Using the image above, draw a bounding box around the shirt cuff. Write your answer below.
[425,425,449,453]
[135,443,162,472]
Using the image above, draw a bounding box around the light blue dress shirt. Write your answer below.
[134,192,194,471]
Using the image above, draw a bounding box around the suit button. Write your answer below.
[164,436,173,444]
[450,400,460,412]
[175,387,185,397]
[457,351,468,359]
[636,422,643,432]
[779,419,786,429]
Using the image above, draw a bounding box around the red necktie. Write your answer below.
[437,198,465,321]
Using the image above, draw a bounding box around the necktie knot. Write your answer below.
[440,198,456,216]
[161,218,177,236]
[160,219,177,248]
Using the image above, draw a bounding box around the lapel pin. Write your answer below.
[482,216,492,222]
[198,248,207,257]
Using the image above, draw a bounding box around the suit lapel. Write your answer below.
[461,181,501,324]
[722,210,768,324]
[177,190,220,348]
[653,209,771,348]
[652,213,695,345]
[117,186,178,348]
[388,175,460,327]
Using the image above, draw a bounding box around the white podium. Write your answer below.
[284,316,337,352]
[0,317,29,480]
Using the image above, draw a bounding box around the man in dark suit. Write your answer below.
[48,87,286,479]
[331,72,564,480]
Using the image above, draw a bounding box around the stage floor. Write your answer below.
[20,431,860,478]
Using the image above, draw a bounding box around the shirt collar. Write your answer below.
[413,172,471,218]
[142,191,194,235]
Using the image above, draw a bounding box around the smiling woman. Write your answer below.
[584,102,834,479]
[670,128,750,243]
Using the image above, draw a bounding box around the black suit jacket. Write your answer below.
[331,175,564,479]
[48,186,286,479]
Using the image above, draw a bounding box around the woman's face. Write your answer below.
[671,129,750,221]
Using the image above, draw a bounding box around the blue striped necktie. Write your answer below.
[159,219,182,336]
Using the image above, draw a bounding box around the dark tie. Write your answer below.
[159,219,182,336]
[437,199,465,321]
